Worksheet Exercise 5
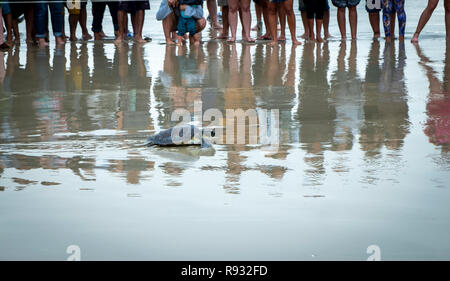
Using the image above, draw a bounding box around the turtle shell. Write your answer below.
[146,125,203,146]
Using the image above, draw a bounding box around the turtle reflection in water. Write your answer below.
[146,125,216,157]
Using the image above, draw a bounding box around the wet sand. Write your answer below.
[0,1,449,260]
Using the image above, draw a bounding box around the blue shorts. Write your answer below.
[331,0,361,8]
[1,2,11,15]
[299,0,330,12]
[366,0,381,12]
[177,16,197,36]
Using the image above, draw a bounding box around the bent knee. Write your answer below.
[197,18,207,30]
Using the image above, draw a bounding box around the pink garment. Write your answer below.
[425,95,450,145]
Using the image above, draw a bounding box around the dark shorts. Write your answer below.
[219,0,228,6]
[268,0,287,3]
[365,0,381,13]
[331,0,361,8]
[118,1,150,13]
[304,0,327,19]
[300,0,330,12]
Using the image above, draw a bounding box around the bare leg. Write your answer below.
[26,7,36,43]
[241,0,254,42]
[349,6,357,40]
[445,0,450,40]
[324,10,332,38]
[80,7,92,40]
[300,11,308,38]
[134,10,146,43]
[218,7,230,39]
[411,0,439,43]
[62,8,66,41]
[114,10,127,44]
[252,2,263,30]
[228,0,239,42]
[282,0,301,45]
[316,18,324,42]
[258,0,272,39]
[369,12,380,38]
[208,0,222,29]
[307,18,314,40]
[267,2,278,45]
[163,13,176,44]
[4,14,13,44]
[337,7,346,39]
[278,5,286,41]
[69,14,79,41]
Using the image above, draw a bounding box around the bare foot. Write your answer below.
[269,40,278,46]
[166,38,176,45]
[399,36,404,42]
[114,36,124,44]
[278,35,286,42]
[316,36,325,43]
[292,39,302,46]
[227,37,236,43]
[245,37,256,43]
[258,34,272,40]
[83,33,92,40]
[373,32,380,39]
[325,32,333,39]
[94,32,105,40]
[38,38,49,47]
[69,35,77,41]
[385,36,391,43]
[134,36,147,43]
[212,22,223,30]
[411,33,419,43]
[56,37,65,45]
[300,33,308,39]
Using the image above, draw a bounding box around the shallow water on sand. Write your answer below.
[0,1,449,260]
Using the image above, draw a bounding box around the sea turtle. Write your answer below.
[146,125,215,149]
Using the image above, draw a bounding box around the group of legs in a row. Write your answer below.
[160,0,450,46]
[0,0,449,50]
[0,1,159,49]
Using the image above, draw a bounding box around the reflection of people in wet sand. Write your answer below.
[222,44,256,192]
[330,41,364,151]
[297,42,334,183]
[108,158,155,184]
[255,44,296,154]
[414,43,450,151]
[115,44,152,131]
[115,44,151,90]
[360,42,409,153]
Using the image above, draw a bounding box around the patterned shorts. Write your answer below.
[331,0,361,8]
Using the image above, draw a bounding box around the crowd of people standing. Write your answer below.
[0,0,448,50]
